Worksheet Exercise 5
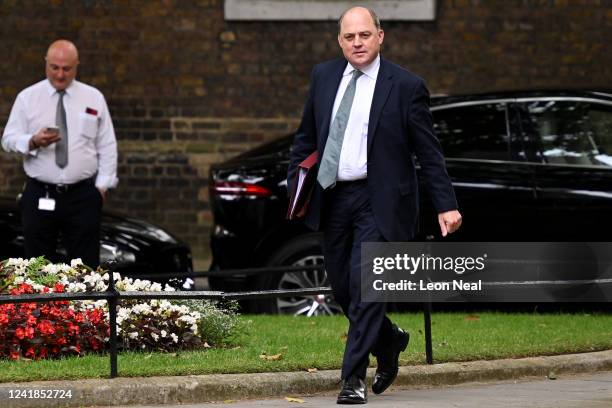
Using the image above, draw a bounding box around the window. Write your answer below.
[522,100,612,167]
[432,103,510,160]
[224,0,436,21]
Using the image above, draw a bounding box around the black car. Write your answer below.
[208,90,612,314]
[0,196,194,288]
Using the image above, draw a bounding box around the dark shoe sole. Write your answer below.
[337,396,367,404]
[372,330,409,395]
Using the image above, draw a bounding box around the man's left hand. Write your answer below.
[438,210,462,237]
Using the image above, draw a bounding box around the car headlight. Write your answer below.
[100,243,137,264]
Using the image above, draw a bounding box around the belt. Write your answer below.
[27,177,95,193]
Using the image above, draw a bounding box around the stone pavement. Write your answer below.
[119,371,612,408]
[1,350,611,407]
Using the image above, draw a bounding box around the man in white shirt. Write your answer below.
[2,39,118,268]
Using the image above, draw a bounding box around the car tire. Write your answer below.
[251,234,342,316]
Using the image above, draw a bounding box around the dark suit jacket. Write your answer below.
[288,57,458,241]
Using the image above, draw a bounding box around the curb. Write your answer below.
[1,350,611,407]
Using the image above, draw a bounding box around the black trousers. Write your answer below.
[20,178,102,268]
[322,180,394,380]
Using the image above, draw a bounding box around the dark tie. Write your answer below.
[317,70,363,190]
[55,90,68,168]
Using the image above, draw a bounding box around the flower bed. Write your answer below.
[0,257,236,360]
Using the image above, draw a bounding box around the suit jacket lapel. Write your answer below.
[367,58,394,156]
[317,60,346,150]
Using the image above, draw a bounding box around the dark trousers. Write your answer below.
[20,178,102,268]
[323,180,394,380]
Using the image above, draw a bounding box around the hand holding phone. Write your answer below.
[31,126,62,149]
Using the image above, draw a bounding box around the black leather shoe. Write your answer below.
[337,375,367,404]
[372,325,409,395]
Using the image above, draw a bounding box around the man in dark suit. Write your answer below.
[288,6,462,404]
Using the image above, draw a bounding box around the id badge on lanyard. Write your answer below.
[38,190,56,211]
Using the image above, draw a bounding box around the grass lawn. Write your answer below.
[1,312,611,382]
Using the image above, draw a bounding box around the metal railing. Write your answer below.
[0,261,435,377]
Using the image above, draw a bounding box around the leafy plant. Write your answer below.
[176,299,243,346]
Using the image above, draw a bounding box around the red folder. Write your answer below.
[287,151,318,220]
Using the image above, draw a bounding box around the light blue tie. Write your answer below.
[317,70,363,190]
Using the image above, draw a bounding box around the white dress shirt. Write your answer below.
[2,79,118,189]
[331,54,380,181]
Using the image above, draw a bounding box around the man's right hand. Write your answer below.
[29,128,61,150]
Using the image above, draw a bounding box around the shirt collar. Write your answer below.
[343,54,380,80]
[45,78,76,96]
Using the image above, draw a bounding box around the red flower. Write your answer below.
[37,320,55,335]
[67,323,80,336]
[25,326,35,339]
[1,275,111,360]
[15,327,25,340]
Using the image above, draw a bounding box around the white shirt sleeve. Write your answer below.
[94,95,118,189]
[1,94,38,156]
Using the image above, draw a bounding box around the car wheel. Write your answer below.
[253,234,342,316]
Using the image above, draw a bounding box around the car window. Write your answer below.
[521,100,612,167]
[433,103,510,160]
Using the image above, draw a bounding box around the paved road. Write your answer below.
[119,371,612,408]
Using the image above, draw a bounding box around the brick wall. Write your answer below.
[1,0,611,264]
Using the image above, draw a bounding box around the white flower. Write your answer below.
[56,263,72,273]
[160,330,167,338]
[70,258,83,267]
[95,281,108,291]
[30,282,45,292]
[7,258,29,268]
[170,333,179,343]
[42,264,60,275]
[151,333,159,341]
[83,273,98,285]
[128,332,139,339]
[93,300,106,309]
[132,303,152,315]
[116,307,132,324]
[66,282,87,293]
[149,283,162,292]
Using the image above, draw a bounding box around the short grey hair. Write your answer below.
[338,7,381,33]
